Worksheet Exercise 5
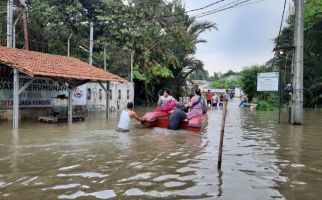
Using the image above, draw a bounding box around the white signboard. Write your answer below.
[0,66,87,108]
[257,72,279,91]
[72,84,87,106]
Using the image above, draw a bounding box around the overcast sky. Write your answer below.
[183,0,288,75]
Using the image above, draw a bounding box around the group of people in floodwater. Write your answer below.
[116,88,233,132]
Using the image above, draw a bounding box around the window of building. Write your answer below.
[127,90,130,100]
[109,89,112,100]
[118,90,121,100]
[99,89,102,100]
[87,88,91,100]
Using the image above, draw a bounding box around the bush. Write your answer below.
[256,101,274,111]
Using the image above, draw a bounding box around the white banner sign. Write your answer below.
[72,84,87,106]
[0,66,87,108]
[257,72,279,91]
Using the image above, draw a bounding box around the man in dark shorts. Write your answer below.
[167,104,188,130]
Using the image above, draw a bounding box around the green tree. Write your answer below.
[240,65,263,100]
[0,0,217,105]
[211,79,241,89]
[189,69,209,80]
[274,0,322,107]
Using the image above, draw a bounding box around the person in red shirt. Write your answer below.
[205,90,213,107]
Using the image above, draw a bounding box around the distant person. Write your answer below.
[212,93,218,109]
[218,94,224,109]
[205,90,213,108]
[116,102,145,132]
[239,93,248,107]
[224,90,231,101]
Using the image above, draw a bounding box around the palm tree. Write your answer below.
[171,18,217,97]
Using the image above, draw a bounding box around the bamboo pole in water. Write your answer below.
[217,99,228,169]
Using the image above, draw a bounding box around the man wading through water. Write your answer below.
[116,102,145,132]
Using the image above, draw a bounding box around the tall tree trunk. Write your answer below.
[144,82,150,106]
[22,9,29,50]
[20,0,29,50]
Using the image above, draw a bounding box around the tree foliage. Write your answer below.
[189,68,209,80]
[211,79,241,89]
[240,64,279,106]
[240,65,264,100]
[0,0,217,105]
[274,0,322,107]
[239,0,322,107]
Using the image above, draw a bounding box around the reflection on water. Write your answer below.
[0,101,322,199]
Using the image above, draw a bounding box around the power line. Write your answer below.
[145,0,227,20]
[194,0,253,18]
[119,0,263,29]
[3,0,267,50]
[277,0,288,39]
[270,0,287,124]
[233,0,266,9]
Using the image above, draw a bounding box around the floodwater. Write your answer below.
[0,100,322,200]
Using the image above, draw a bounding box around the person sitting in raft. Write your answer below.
[167,104,189,130]
[116,102,145,132]
[186,88,204,119]
[157,89,174,108]
[156,89,176,112]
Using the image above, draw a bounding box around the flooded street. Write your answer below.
[1,100,322,199]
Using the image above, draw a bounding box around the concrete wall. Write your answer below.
[109,82,134,111]
[0,81,134,120]
[0,108,51,120]
[86,82,134,111]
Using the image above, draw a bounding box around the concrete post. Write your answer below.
[13,69,19,131]
[7,0,18,131]
[104,43,107,71]
[292,0,304,125]
[131,51,135,83]
[106,81,110,118]
[89,22,93,66]
[68,89,73,124]
[7,0,13,48]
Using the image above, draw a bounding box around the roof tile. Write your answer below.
[0,46,128,83]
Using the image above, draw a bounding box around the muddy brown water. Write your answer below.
[0,100,322,199]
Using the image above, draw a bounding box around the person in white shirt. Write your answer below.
[212,94,218,109]
[116,102,145,132]
[157,89,174,108]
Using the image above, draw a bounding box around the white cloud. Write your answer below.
[196,51,273,74]
[184,0,286,75]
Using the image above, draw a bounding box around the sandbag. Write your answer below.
[143,111,168,121]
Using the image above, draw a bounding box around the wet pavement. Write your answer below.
[0,100,322,199]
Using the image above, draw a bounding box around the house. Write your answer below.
[0,46,130,125]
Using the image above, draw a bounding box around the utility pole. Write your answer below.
[7,0,13,48]
[103,43,107,71]
[89,22,93,66]
[7,0,19,131]
[130,51,135,83]
[292,0,304,125]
